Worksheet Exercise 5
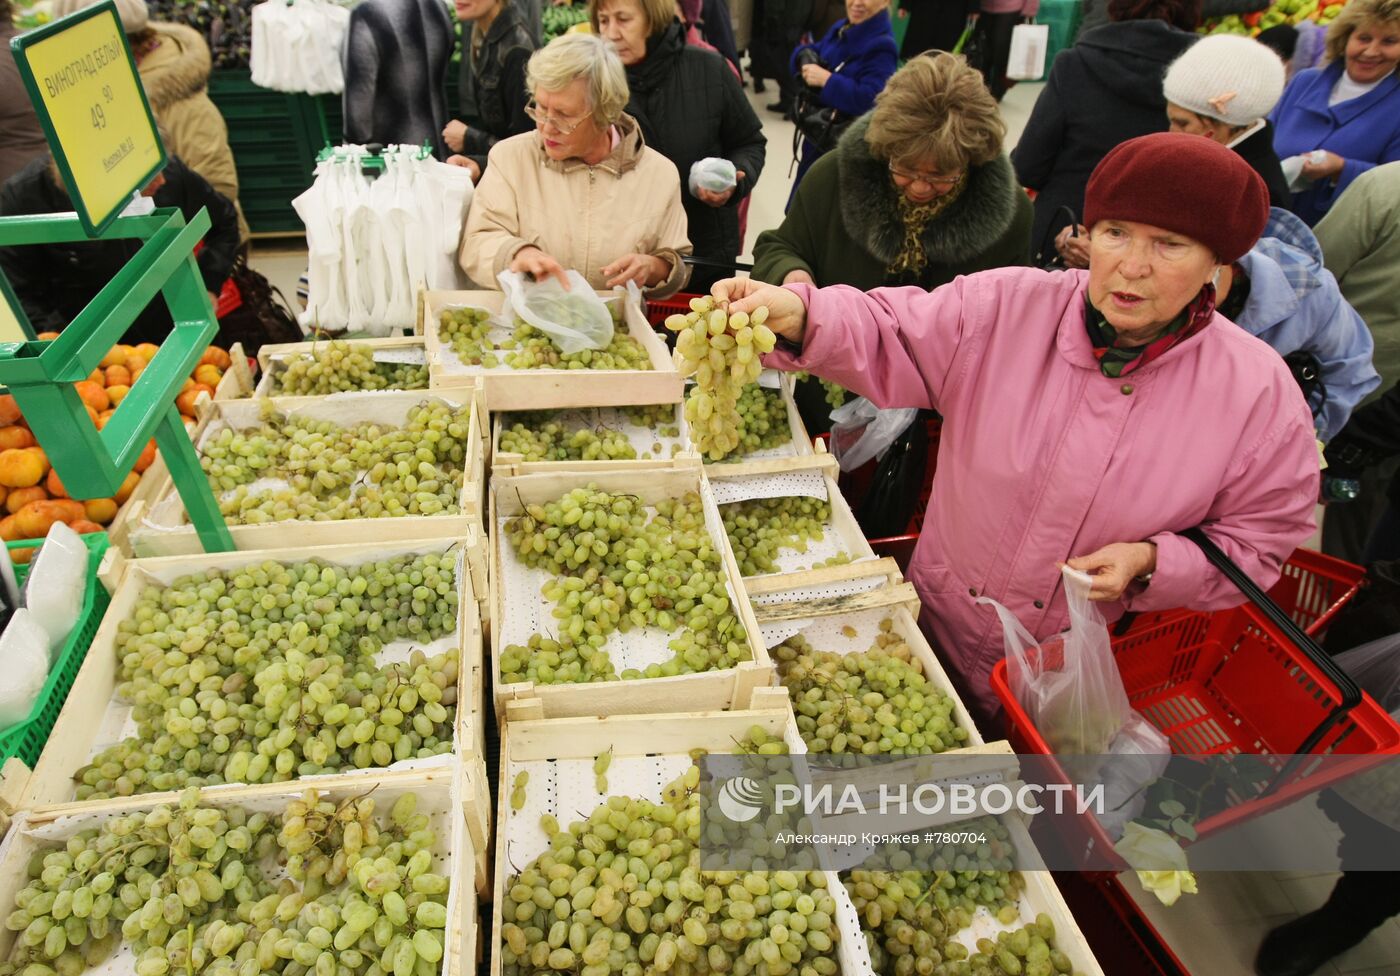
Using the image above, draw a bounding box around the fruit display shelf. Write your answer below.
[489,465,776,722]
[418,290,682,412]
[122,389,486,558]
[490,707,878,976]
[0,768,481,974]
[705,452,876,585]
[13,538,489,868]
[743,557,987,753]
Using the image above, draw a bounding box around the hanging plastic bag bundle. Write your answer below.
[498,270,614,354]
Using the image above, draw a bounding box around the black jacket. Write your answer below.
[625,22,767,264]
[1327,381,1400,506]
[456,3,538,173]
[1233,120,1291,209]
[0,155,240,344]
[1011,20,1199,257]
[343,0,453,156]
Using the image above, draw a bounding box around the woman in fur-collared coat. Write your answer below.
[752,53,1031,427]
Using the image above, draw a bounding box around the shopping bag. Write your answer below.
[828,396,919,472]
[852,412,929,538]
[498,270,614,354]
[1006,23,1050,81]
[982,566,1170,755]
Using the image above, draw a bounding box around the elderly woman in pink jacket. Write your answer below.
[716,133,1321,725]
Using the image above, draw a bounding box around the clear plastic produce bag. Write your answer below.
[20,522,87,662]
[0,609,51,728]
[498,270,613,354]
[828,396,919,472]
[688,157,737,197]
[1330,633,1400,831]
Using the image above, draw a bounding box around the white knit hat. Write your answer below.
[51,0,150,34]
[1163,35,1286,126]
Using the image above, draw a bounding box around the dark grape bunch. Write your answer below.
[774,622,969,755]
[499,485,752,684]
[75,552,461,800]
[0,788,452,976]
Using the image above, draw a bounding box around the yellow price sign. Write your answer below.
[10,0,165,236]
[0,270,36,343]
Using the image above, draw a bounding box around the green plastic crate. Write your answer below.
[1035,0,1083,80]
[0,534,111,769]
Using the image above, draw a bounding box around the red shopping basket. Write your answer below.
[644,291,703,327]
[992,529,1400,866]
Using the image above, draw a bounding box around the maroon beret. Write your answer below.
[1083,132,1270,264]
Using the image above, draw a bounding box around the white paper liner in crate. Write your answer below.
[501,731,875,976]
[496,485,753,676]
[0,777,465,976]
[84,545,471,790]
[140,392,474,530]
[433,296,630,375]
[499,405,689,461]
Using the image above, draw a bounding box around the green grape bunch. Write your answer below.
[774,621,970,755]
[74,552,461,800]
[0,788,454,976]
[499,405,682,462]
[200,399,472,524]
[272,342,429,395]
[664,296,777,461]
[438,307,652,371]
[499,485,753,685]
[720,496,843,576]
[501,758,843,976]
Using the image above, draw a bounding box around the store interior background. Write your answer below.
[247,79,1394,976]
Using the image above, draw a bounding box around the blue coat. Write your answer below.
[1233,208,1380,441]
[1270,61,1400,226]
[791,11,898,118]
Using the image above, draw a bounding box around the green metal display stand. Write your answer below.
[0,207,234,552]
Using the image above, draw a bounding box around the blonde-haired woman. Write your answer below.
[459,33,692,296]
[1270,0,1400,225]
[752,51,1032,430]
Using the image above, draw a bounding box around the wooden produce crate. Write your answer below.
[696,371,815,466]
[123,388,486,558]
[490,708,876,976]
[490,401,695,476]
[746,558,987,751]
[706,452,876,583]
[211,341,256,400]
[489,465,775,722]
[0,768,480,973]
[419,289,682,411]
[17,538,490,854]
[252,335,476,398]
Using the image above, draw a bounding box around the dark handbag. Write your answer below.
[215,257,303,356]
[1284,349,1327,419]
[957,16,986,73]
[795,104,853,154]
[854,414,929,537]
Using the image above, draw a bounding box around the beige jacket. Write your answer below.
[459,114,691,297]
[139,22,249,241]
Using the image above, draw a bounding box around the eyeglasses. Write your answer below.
[888,162,964,190]
[525,101,588,135]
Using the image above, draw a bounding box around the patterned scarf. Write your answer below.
[885,173,967,279]
[1085,285,1217,378]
